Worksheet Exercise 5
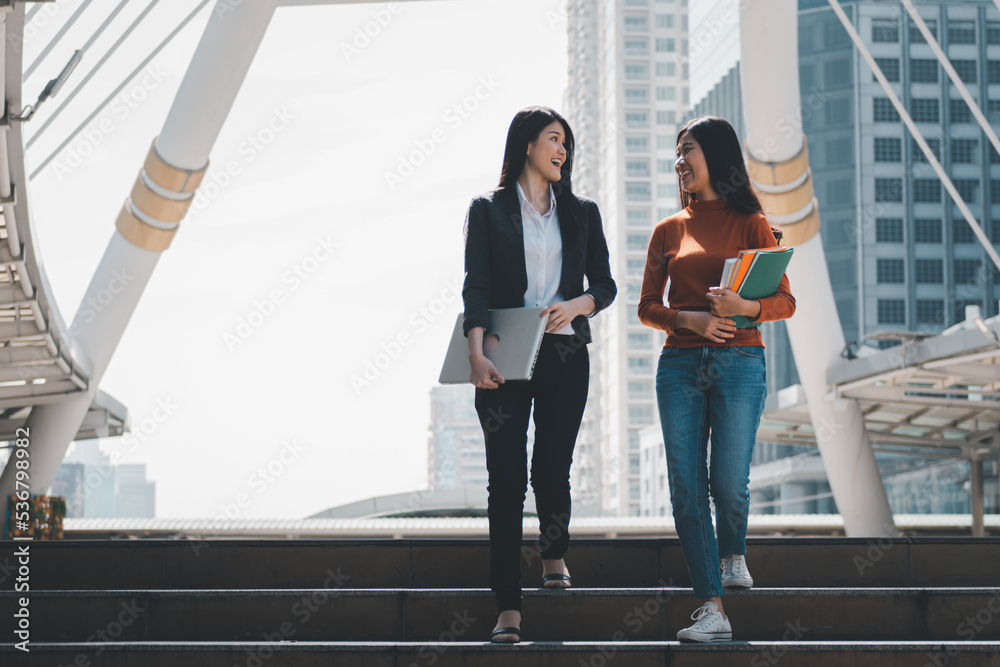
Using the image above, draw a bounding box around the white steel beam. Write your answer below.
[0,0,280,502]
[828,0,1000,273]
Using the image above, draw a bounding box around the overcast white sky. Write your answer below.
[24,0,570,518]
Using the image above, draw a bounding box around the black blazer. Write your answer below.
[462,185,616,344]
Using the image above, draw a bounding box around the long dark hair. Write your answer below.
[498,106,575,196]
[676,116,764,215]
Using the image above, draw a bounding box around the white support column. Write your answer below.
[739,0,897,537]
[0,0,279,501]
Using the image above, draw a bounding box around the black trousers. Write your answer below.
[474,332,590,612]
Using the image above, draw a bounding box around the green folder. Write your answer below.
[728,247,795,329]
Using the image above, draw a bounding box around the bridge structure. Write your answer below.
[0,0,995,541]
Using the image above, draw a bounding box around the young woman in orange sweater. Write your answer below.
[638,116,795,642]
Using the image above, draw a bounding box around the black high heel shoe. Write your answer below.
[490,611,522,644]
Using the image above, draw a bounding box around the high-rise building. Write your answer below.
[565,0,690,516]
[685,0,1000,514]
[427,384,488,490]
[54,441,155,518]
[114,464,156,518]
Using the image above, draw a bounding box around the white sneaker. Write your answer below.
[721,554,753,588]
[676,601,732,643]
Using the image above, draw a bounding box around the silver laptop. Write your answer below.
[439,307,548,384]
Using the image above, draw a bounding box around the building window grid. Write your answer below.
[874,98,899,122]
[874,58,900,83]
[877,258,905,284]
[627,210,650,227]
[953,179,979,204]
[624,39,648,56]
[872,18,899,43]
[874,137,902,162]
[625,112,649,129]
[626,182,651,201]
[655,37,675,52]
[656,110,676,125]
[950,139,978,164]
[654,13,673,29]
[910,58,938,84]
[655,63,676,78]
[953,218,977,244]
[875,178,903,203]
[626,135,649,152]
[916,299,945,325]
[910,98,940,124]
[915,258,943,284]
[627,333,650,350]
[626,160,650,177]
[947,20,976,45]
[914,218,942,243]
[625,63,649,81]
[627,233,650,250]
[627,381,652,399]
[913,179,941,203]
[952,60,977,84]
[876,217,904,242]
[625,88,649,105]
[954,259,982,285]
[949,99,973,124]
[989,61,1000,84]
[988,22,1000,45]
[656,86,676,101]
[878,299,906,324]
[625,15,648,32]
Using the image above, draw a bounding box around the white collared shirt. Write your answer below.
[516,181,573,335]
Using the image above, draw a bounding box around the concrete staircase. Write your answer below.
[2,537,1000,665]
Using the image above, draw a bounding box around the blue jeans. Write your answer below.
[655,345,767,599]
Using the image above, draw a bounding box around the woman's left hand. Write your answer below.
[706,287,761,319]
[541,296,594,333]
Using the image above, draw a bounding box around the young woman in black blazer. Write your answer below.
[462,106,616,642]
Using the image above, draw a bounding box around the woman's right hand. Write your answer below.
[470,355,505,389]
[677,311,736,344]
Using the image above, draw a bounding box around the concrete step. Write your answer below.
[4,587,1000,642]
[11,537,1000,590]
[2,641,1000,666]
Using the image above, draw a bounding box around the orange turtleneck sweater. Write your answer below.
[637,199,796,348]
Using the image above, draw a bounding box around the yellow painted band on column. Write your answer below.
[776,200,821,247]
[142,139,208,194]
[129,174,194,223]
[746,136,810,187]
[758,173,816,216]
[115,200,178,252]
